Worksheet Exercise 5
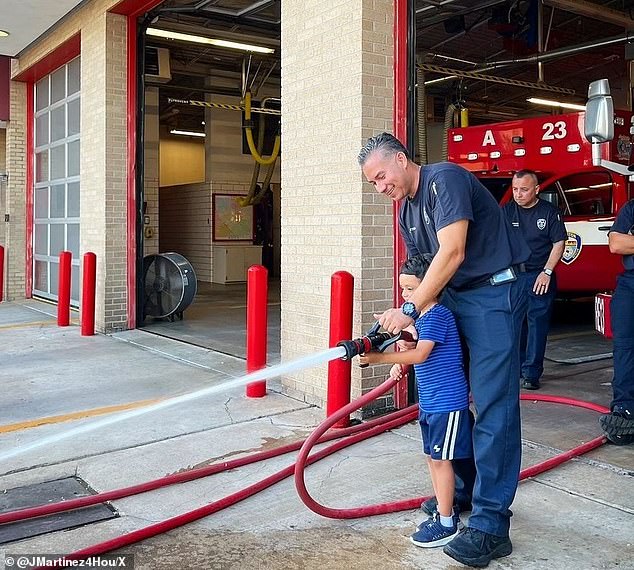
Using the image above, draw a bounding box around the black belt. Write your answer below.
[454,263,526,291]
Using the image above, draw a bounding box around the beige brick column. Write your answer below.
[280,0,395,413]
[4,81,27,300]
[81,11,128,333]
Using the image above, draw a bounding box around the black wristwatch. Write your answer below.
[543,268,553,277]
[401,302,420,320]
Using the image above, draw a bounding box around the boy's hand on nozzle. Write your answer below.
[396,339,417,351]
[359,352,380,367]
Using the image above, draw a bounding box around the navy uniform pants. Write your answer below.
[610,270,634,411]
[518,270,557,381]
[443,280,525,537]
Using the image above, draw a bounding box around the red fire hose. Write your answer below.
[294,391,608,518]
[9,375,606,569]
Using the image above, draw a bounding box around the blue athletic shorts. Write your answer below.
[419,408,473,460]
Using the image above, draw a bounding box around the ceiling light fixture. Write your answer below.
[147,28,274,54]
[526,97,585,111]
[424,75,457,85]
[170,129,206,137]
[0,30,10,37]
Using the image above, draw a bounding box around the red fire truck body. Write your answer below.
[447,111,633,294]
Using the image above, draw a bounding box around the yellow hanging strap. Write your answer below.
[244,91,281,166]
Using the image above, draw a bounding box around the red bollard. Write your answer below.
[0,245,4,303]
[246,265,268,397]
[81,252,97,336]
[57,251,72,326]
[326,271,354,428]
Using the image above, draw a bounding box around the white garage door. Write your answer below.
[33,57,80,303]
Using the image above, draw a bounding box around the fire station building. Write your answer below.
[0,0,631,408]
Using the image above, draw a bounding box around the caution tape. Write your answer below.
[167,98,281,115]
[418,63,576,95]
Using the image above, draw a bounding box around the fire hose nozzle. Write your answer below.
[337,322,415,362]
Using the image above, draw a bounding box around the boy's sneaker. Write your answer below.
[410,513,460,548]
[421,495,472,516]
[443,527,512,567]
[416,505,464,531]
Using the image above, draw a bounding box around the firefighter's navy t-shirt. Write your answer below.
[502,199,567,271]
[398,162,530,289]
[610,199,634,272]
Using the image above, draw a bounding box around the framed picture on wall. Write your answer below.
[212,194,254,242]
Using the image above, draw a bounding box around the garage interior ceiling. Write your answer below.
[148,0,633,130]
[146,0,281,132]
[416,0,634,122]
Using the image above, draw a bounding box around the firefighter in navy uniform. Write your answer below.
[600,199,634,445]
[503,169,567,390]
[358,133,531,568]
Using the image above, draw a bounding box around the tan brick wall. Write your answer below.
[280,0,395,410]
[4,81,27,300]
[80,11,128,333]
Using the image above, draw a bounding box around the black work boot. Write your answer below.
[521,377,540,390]
[443,527,512,568]
[599,406,634,443]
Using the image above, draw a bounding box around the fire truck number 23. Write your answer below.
[542,121,567,140]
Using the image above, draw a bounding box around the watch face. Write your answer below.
[402,302,418,318]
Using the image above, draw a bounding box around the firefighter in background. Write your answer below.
[599,199,634,445]
[503,169,566,391]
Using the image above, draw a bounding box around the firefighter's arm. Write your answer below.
[533,239,565,294]
[609,231,634,255]
[375,220,467,334]
[359,340,434,367]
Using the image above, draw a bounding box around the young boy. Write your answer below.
[359,254,473,548]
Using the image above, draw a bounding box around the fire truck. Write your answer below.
[447,110,633,295]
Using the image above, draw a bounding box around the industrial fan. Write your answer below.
[143,252,197,321]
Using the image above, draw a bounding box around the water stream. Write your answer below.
[0,346,348,464]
